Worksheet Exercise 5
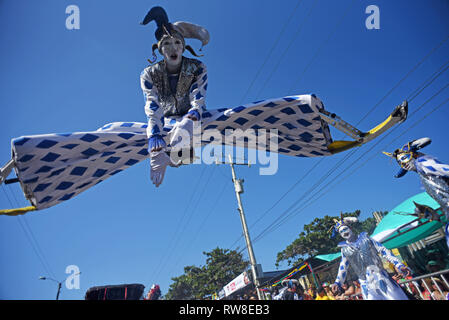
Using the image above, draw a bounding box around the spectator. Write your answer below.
[430,278,449,300]
[322,282,335,300]
[334,282,351,300]
[391,272,404,283]
[421,278,434,300]
[315,287,332,300]
[295,286,304,300]
[397,279,420,300]
[283,280,297,300]
[344,281,355,298]
[352,280,362,298]
[304,286,316,300]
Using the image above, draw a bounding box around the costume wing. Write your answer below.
[1,94,407,214]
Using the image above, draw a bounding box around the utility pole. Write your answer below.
[227,154,263,300]
[56,282,62,300]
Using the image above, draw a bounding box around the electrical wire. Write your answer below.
[1,185,56,279]
[239,0,305,104]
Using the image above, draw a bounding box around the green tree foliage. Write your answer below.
[165,247,249,300]
[275,210,379,267]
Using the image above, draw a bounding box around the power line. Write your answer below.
[165,165,219,277]
[152,165,208,280]
[354,34,449,127]
[255,0,320,100]
[239,0,304,104]
[288,0,355,93]
[1,185,56,279]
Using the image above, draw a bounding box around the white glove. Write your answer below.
[169,117,194,151]
[150,150,181,187]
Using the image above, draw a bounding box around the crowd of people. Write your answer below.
[263,274,449,301]
[268,280,363,300]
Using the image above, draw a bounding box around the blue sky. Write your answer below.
[0,0,448,299]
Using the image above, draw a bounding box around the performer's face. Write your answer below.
[160,36,183,71]
[396,152,416,171]
[338,225,353,240]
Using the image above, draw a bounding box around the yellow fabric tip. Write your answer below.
[327,140,360,154]
[0,206,37,216]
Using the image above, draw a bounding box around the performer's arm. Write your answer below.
[333,252,349,291]
[141,69,166,151]
[186,63,208,121]
[371,238,411,276]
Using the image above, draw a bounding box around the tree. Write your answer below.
[275,210,379,267]
[165,247,249,300]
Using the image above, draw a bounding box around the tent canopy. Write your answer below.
[315,252,341,262]
[371,192,446,249]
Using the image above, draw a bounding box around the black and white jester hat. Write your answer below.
[140,6,210,62]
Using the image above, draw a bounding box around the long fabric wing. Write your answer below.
[11,94,332,210]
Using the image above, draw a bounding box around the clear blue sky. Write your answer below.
[1,0,448,300]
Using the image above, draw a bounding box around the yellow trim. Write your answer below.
[327,140,360,154]
[367,115,393,135]
[0,206,37,216]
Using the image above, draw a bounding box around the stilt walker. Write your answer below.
[330,214,411,300]
[384,137,449,248]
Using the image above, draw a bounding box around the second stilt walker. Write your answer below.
[330,215,411,300]
[384,137,449,248]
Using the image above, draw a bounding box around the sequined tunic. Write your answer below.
[338,232,385,281]
[415,155,449,219]
[140,57,207,138]
[335,232,408,300]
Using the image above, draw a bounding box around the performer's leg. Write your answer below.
[382,271,409,300]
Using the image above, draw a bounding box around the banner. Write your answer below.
[223,271,251,297]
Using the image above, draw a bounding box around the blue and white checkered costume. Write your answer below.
[10,94,334,210]
[415,154,449,248]
[335,232,409,300]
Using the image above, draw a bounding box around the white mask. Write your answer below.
[160,36,184,72]
[396,153,416,171]
[338,225,354,240]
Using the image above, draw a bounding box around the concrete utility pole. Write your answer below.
[227,154,263,300]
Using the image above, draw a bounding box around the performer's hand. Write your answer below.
[150,150,181,187]
[330,283,339,295]
[186,114,198,121]
[148,135,166,152]
[185,110,200,121]
[169,117,194,151]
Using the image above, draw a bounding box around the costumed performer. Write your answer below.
[383,137,449,248]
[330,215,411,300]
[140,6,209,187]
